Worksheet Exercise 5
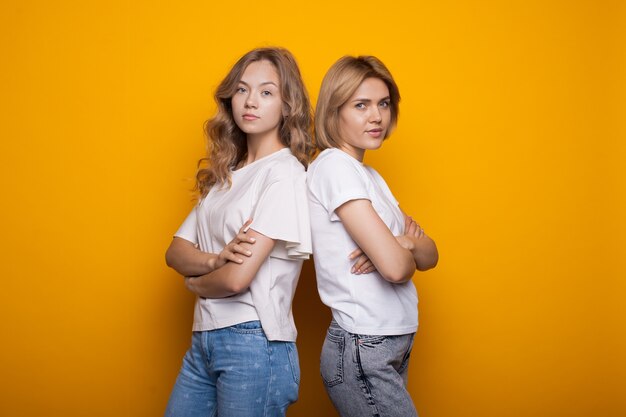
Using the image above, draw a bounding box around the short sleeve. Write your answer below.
[250,171,311,260]
[308,155,370,222]
[174,207,199,245]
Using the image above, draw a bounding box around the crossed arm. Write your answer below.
[337,199,438,283]
[165,221,275,298]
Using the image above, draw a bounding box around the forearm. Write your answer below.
[165,237,217,277]
[185,228,275,299]
[185,266,240,299]
[337,200,416,284]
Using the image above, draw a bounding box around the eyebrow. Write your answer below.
[237,80,279,88]
[351,96,391,103]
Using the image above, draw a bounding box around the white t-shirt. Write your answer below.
[307,148,418,336]
[175,148,311,341]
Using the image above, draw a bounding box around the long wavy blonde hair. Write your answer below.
[196,47,313,197]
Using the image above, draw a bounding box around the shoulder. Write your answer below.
[363,165,386,184]
[264,149,305,183]
[308,149,363,179]
[363,164,398,203]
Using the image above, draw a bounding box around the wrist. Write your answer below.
[206,254,217,271]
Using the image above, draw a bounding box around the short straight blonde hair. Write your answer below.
[315,56,400,151]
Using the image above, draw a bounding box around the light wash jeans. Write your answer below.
[320,320,418,417]
[165,321,300,417]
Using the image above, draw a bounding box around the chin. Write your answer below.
[367,141,384,150]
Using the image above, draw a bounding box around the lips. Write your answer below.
[242,113,259,121]
[366,128,383,138]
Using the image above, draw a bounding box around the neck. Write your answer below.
[245,130,285,165]
[338,143,365,162]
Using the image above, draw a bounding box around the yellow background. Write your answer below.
[1,0,624,416]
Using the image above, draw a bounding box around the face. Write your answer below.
[231,60,283,140]
[337,77,391,161]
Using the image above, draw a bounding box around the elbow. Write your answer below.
[165,246,181,270]
[417,256,438,272]
[378,252,417,284]
[226,281,249,295]
[222,273,252,294]
[379,266,414,284]
[165,249,175,269]
[417,247,439,271]
[383,271,414,284]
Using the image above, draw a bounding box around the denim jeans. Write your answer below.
[320,320,417,417]
[165,321,300,417]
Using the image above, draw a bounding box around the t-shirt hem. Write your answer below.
[333,318,418,336]
[192,315,260,332]
[263,328,297,342]
[192,321,297,342]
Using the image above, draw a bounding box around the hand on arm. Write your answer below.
[213,219,256,270]
[165,220,256,277]
[336,199,416,283]
[396,212,439,271]
[185,227,275,298]
[348,247,377,275]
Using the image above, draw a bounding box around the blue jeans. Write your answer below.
[320,320,417,417]
[165,321,300,417]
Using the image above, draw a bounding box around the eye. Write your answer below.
[379,100,390,108]
[236,87,247,94]
[261,90,272,96]
[355,102,366,109]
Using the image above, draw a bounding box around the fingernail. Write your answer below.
[250,238,256,243]
[246,251,252,255]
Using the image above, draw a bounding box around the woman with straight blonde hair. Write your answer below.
[164,47,313,417]
[308,55,438,416]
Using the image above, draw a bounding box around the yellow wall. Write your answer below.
[1,1,624,416]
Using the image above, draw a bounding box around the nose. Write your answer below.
[245,92,257,109]
[369,106,382,124]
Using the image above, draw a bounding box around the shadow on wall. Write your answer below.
[289,259,338,417]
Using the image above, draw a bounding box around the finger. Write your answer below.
[241,218,253,233]
[407,220,418,236]
[362,265,377,274]
[225,252,244,264]
[353,255,370,271]
[232,244,252,257]
[236,232,256,244]
[418,227,425,238]
[404,216,412,233]
[357,260,374,274]
[348,248,363,260]
[220,248,241,263]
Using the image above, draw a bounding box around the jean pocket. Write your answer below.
[320,331,344,387]
[398,333,415,374]
[357,334,387,348]
[285,342,301,385]
[227,321,265,335]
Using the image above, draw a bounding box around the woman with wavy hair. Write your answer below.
[307,56,438,416]
[164,47,313,417]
